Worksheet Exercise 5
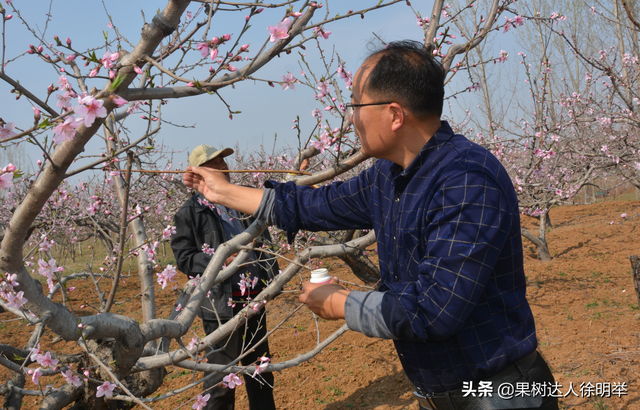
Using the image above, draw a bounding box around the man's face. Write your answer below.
[350,60,393,160]
[201,155,230,181]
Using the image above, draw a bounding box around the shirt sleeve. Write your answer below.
[381,171,514,342]
[254,188,276,225]
[344,290,397,339]
[265,169,375,242]
[170,210,211,278]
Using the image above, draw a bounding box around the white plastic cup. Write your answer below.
[310,268,332,284]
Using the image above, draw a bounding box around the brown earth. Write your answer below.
[3,200,640,410]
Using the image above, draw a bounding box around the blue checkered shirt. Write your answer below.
[268,121,537,393]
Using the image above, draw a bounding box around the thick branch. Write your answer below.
[133,231,376,371]
[293,151,370,186]
[0,0,191,341]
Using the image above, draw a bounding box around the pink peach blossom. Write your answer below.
[75,95,108,127]
[267,18,292,43]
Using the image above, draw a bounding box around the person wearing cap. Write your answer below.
[170,145,278,410]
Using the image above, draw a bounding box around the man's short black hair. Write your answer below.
[364,40,445,120]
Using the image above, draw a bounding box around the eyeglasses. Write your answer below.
[344,101,392,117]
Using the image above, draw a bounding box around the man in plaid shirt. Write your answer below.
[185,40,558,410]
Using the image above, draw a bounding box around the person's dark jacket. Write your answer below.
[171,192,280,321]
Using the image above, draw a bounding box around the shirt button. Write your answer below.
[395,197,400,202]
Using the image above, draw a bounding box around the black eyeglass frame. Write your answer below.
[344,101,392,113]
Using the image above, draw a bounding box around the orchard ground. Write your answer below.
[3,199,640,410]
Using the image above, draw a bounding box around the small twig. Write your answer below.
[127,169,312,176]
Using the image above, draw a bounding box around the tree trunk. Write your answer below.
[105,124,163,398]
[630,255,640,308]
[3,372,25,410]
[310,230,380,285]
[521,228,552,262]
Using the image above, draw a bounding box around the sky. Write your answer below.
[0,0,523,174]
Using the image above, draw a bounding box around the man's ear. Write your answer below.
[389,103,406,132]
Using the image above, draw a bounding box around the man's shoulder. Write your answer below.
[441,134,507,177]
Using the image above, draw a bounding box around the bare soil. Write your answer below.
[3,200,640,410]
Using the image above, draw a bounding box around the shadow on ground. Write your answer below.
[324,369,418,410]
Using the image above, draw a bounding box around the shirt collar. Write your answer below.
[390,120,455,179]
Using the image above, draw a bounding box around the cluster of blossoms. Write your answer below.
[495,50,509,64]
[197,197,218,212]
[0,272,27,310]
[336,64,352,88]
[90,51,120,78]
[533,148,556,159]
[503,15,524,33]
[196,33,242,64]
[51,74,128,144]
[38,234,56,253]
[37,258,62,293]
[252,356,270,378]
[162,224,177,240]
[0,163,17,190]
[310,127,341,154]
[238,273,259,296]
[313,26,331,39]
[221,373,243,389]
[27,344,57,386]
[187,336,202,351]
[27,344,85,390]
[157,264,177,289]
[201,243,215,255]
[416,15,430,27]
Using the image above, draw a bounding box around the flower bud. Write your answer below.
[223,33,231,41]
[66,37,72,46]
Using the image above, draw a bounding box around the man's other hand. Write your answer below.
[299,278,350,320]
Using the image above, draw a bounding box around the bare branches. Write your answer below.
[441,0,502,71]
[621,0,640,30]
